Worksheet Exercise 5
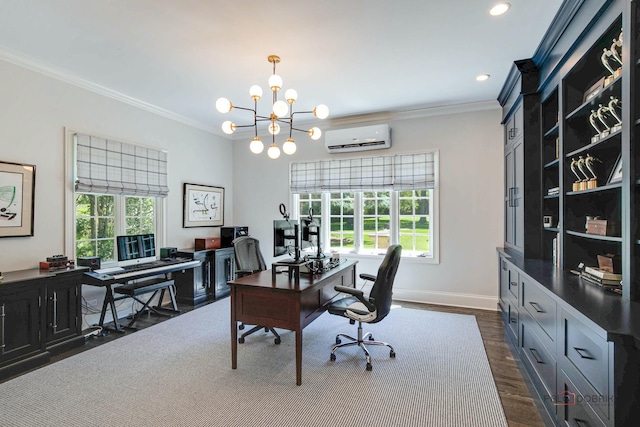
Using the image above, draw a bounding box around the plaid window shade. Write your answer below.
[75,133,169,197]
[290,152,435,193]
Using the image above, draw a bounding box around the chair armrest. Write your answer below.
[334,285,375,312]
[359,273,376,282]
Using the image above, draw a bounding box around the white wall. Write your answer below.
[0,59,232,326]
[232,106,504,310]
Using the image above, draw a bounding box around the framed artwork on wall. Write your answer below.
[0,160,36,238]
[183,183,224,228]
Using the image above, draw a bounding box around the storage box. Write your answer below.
[586,219,615,236]
[597,254,621,274]
[195,238,221,250]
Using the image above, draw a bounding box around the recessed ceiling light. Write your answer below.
[490,2,511,16]
[476,74,491,82]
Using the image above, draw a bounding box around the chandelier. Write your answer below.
[215,55,329,159]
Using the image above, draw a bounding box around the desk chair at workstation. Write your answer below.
[232,236,281,345]
[328,244,402,371]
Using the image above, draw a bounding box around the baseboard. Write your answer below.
[391,288,499,311]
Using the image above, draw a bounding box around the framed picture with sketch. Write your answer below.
[182,183,224,228]
[0,160,36,238]
[607,154,622,184]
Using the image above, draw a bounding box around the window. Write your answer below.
[66,131,167,263]
[291,152,438,259]
[329,192,355,251]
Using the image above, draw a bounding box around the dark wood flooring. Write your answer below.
[2,299,545,426]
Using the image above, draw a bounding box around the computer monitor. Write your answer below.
[301,212,323,259]
[116,233,157,266]
[273,220,299,259]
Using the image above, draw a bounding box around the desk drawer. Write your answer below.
[520,316,556,398]
[521,276,556,343]
[562,311,611,420]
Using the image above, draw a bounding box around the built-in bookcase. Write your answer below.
[561,17,624,276]
[541,89,560,263]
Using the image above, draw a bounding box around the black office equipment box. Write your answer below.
[221,226,248,248]
[77,256,101,270]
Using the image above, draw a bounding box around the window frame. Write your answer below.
[64,128,166,264]
[292,186,439,263]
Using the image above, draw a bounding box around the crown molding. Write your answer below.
[230,100,500,139]
[0,45,219,134]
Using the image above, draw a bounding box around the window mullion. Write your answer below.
[390,191,399,245]
[354,193,363,252]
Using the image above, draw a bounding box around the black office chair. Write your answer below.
[232,236,281,345]
[328,244,402,371]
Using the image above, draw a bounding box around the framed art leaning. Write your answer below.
[183,183,224,228]
[0,160,36,238]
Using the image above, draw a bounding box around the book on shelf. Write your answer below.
[584,266,622,280]
[580,271,621,287]
[547,187,560,195]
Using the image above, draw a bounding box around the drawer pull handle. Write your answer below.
[510,281,518,287]
[529,348,544,364]
[529,302,544,313]
[574,347,595,360]
[510,317,517,324]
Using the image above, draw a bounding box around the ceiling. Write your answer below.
[0,0,564,136]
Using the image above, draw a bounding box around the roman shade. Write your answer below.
[74,133,169,197]
[290,152,436,193]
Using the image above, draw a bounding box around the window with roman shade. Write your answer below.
[290,152,436,193]
[74,133,169,197]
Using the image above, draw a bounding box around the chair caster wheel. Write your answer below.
[238,337,245,344]
[330,353,336,361]
[368,336,375,341]
[390,350,396,358]
[275,338,281,345]
[366,363,373,371]
[335,338,341,344]
[239,324,244,330]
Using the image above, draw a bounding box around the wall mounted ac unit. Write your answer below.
[324,124,391,153]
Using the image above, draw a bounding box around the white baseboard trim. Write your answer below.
[392,288,500,311]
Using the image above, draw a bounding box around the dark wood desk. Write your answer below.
[228,259,357,385]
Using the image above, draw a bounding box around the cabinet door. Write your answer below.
[513,139,524,250]
[0,287,41,363]
[46,276,80,346]
[505,147,515,246]
[213,249,234,299]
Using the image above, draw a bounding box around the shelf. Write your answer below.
[566,230,622,242]
[544,227,560,232]
[566,182,622,195]
[544,158,560,168]
[544,193,560,199]
[544,123,559,137]
[565,128,622,158]
[565,75,622,120]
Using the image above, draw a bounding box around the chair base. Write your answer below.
[238,325,281,345]
[330,321,395,371]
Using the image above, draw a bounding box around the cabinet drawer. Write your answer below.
[507,303,519,342]
[557,368,606,427]
[521,276,556,343]
[562,311,611,419]
[521,317,556,398]
[507,265,519,302]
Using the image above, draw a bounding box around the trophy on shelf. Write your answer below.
[589,109,603,143]
[584,153,602,189]
[601,30,623,85]
[576,156,592,190]
[596,104,612,138]
[571,157,588,191]
[607,96,623,133]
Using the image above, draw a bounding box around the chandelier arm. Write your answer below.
[231,105,256,113]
